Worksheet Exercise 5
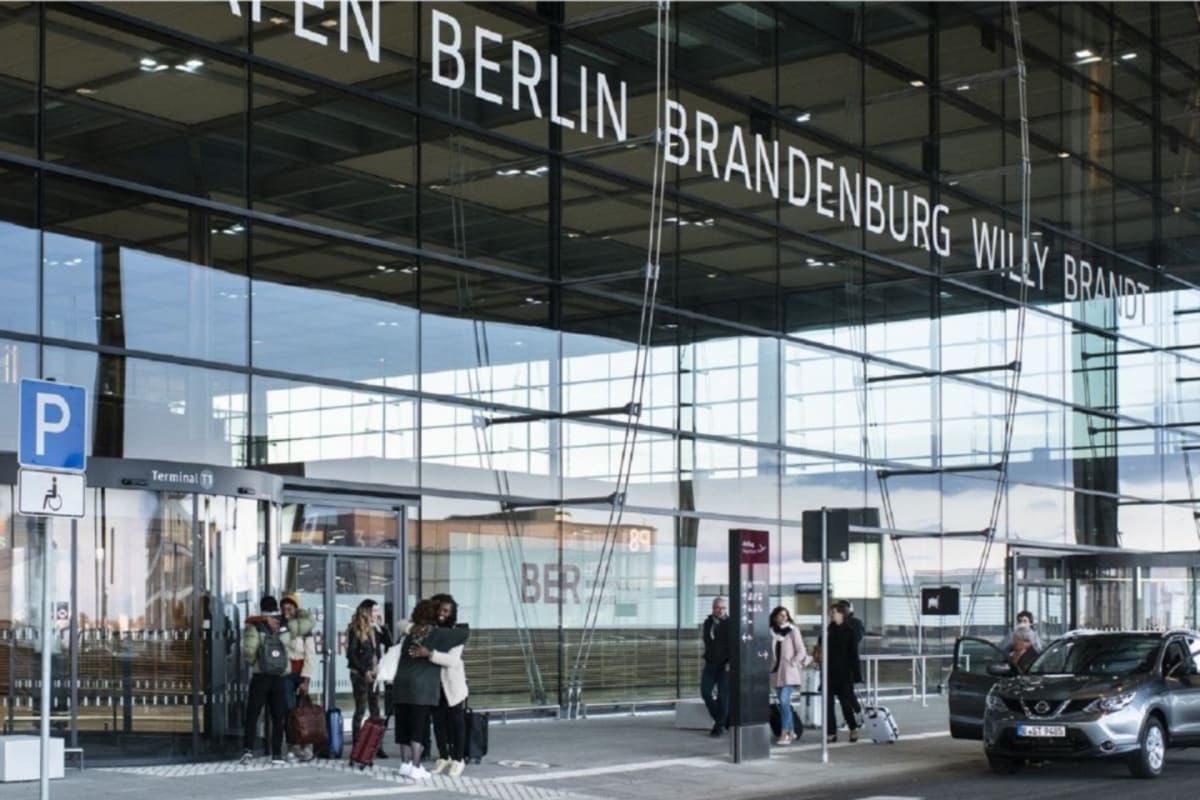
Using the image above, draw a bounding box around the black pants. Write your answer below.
[243,673,288,757]
[433,692,466,761]
[394,702,433,745]
[826,681,859,735]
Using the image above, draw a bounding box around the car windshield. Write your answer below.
[1027,635,1161,676]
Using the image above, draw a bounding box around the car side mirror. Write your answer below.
[987,662,1016,678]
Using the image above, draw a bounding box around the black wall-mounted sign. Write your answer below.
[728,528,770,744]
[921,586,960,616]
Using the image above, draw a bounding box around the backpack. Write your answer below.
[256,622,290,675]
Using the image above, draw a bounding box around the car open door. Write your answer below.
[948,636,1010,740]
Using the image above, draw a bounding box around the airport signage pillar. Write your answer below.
[18,378,88,800]
[728,528,770,762]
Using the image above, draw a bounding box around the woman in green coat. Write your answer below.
[391,599,469,779]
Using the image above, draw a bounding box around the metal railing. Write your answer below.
[861,653,954,707]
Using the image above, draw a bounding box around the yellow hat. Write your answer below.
[282,593,301,609]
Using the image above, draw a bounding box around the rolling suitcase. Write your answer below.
[324,707,344,759]
[464,707,489,764]
[349,716,386,768]
[768,703,804,738]
[861,705,899,744]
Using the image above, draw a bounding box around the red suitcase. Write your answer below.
[348,717,386,769]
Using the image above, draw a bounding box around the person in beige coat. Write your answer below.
[769,606,812,745]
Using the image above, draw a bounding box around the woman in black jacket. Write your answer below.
[824,600,862,743]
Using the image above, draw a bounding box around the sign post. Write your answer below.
[801,508,852,765]
[727,528,770,762]
[18,379,88,800]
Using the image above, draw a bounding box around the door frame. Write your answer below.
[278,491,412,712]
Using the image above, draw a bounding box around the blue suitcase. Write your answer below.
[325,707,344,758]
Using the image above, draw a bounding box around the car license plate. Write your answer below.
[1017,725,1066,738]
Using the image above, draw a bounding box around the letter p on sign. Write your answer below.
[19,379,87,471]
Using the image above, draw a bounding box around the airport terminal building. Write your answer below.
[0,1,1198,762]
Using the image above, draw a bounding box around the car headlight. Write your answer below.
[986,691,1008,712]
[1086,691,1135,713]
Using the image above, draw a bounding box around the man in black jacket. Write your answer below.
[701,597,732,737]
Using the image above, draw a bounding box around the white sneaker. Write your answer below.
[238,750,254,765]
[447,760,465,778]
[398,762,413,778]
[409,765,432,780]
[432,758,450,775]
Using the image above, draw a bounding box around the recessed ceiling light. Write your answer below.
[1075,49,1094,59]
[388,182,407,189]
[1120,51,1137,61]
[706,272,718,279]
[320,19,338,29]
[1058,151,1071,159]
[495,168,522,177]
[269,16,288,25]
[75,87,97,95]
[910,79,925,87]
[794,112,811,123]
[139,57,158,67]
[1030,231,1042,238]
[947,179,959,186]
[956,83,971,91]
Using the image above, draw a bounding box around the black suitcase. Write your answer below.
[768,702,804,738]
[464,707,489,764]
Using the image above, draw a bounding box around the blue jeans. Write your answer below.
[778,685,795,734]
[700,663,729,728]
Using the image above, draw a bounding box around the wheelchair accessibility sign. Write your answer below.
[18,468,85,518]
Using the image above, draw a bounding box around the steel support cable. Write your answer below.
[962,1,1034,632]
[566,0,671,718]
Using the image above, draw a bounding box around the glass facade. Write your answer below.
[2,1,1200,753]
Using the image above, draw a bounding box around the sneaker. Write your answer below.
[432,759,450,775]
[708,724,724,737]
[776,735,791,746]
[849,729,859,743]
[410,765,432,780]
[238,750,254,765]
[826,734,838,743]
[270,757,286,766]
[447,760,465,778]
[398,762,413,778]
[301,745,315,763]
[285,751,298,764]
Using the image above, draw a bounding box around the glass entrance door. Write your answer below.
[279,499,403,721]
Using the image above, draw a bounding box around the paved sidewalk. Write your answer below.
[5,696,978,800]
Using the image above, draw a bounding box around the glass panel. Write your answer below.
[44,8,245,201]
[0,213,39,337]
[1139,567,1191,631]
[0,3,37,156]
[1076,567,1134,630]
[198,494,266,755]
[42,177,249,363]
[1,504,71,743]
[561,508,677,703]
[282,503,399,549]
[251,376,417,478]
[250,224,418,387]
[43,347,249,467]
[74,488,195,759]
[419,496,560,708]
[280,554,329,705]
[332,555,393,717]
[0,339,37,453]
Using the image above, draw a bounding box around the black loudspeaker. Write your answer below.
[802,509,849,562]
[921,586,961,616]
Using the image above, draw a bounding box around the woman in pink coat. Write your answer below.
[770,606,812,745]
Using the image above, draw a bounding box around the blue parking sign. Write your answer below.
[18,379,87,471]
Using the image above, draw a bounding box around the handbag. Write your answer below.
[374,642,402,689]
[288,695,330,747]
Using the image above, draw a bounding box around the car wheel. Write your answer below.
[986,754,1023,774]
[1128,716,1166,779]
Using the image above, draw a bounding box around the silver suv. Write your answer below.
[948,629,1200,778]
